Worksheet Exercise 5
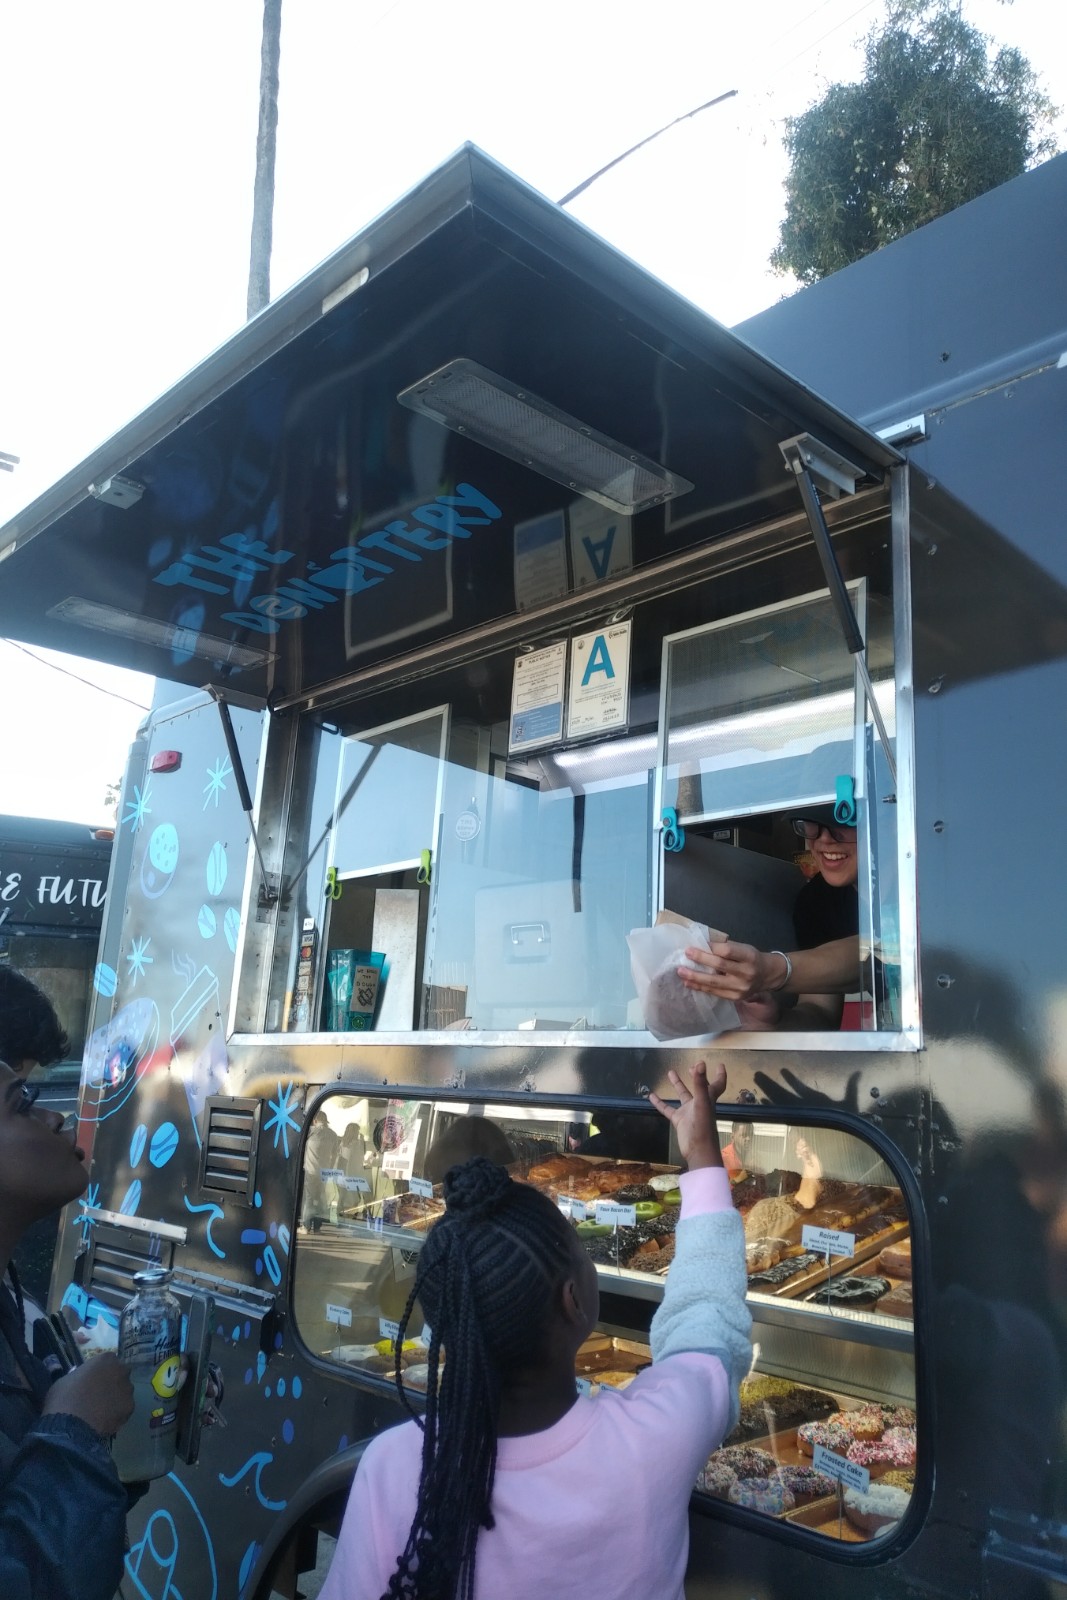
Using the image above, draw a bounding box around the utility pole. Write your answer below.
[247,0,283,319]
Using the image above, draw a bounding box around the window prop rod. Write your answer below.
[207,687,278,907]
[280,742,383,902]
[779,435,897,791]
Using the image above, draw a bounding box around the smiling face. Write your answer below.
[0,1062,89,1225]
[810,824,859,889]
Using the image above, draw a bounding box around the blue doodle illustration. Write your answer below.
[73,1181,100,1242]
[238,1541,261,1597]
[130,1124,148,1166]
[141,823,180,899]
[264,1081,300,1157]
[183,1196,226,1260]
[122,778,153,833]
[218,1451,287,1512]
[150,1122,180,1168]
[206,842,228,896]
[93,962,118,997]
[223,907,241,953]
[197,904,217,939]
[169,959,219,1049]
[120,1179,142,1216]
[81,998,162,1122]
[125,1471,218,1600]
[203,758,232,809]
[127,935,154,983]
[184,1033,228,1130]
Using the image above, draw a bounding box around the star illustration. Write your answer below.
[125,936,153,984]
[122,779,153,832]
[73,1183,100,1241]
[203,756,233,810]
[264,1080,300,1158]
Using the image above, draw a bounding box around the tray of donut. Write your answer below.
[697,1375,917,1540]
[740,1176,912,1318]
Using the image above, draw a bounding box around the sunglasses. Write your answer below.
[792,818,857,844]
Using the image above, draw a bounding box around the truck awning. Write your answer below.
[0,146,898,703]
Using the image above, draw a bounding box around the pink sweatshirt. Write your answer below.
[320,1166,750,1600]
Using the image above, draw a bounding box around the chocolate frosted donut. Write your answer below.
[714,1445,778,1478]
[882,1404,916,1428]
[728,1477,796,1515]
[797,1420,853,1457]
[805,1275,890,1307]
[777,1465,836,1501]
[698,1458,738,1497]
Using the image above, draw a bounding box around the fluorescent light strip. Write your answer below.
[47,596,270,671]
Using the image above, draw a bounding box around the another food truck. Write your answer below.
[0,812,111,1106]
[1,144,1065,1598]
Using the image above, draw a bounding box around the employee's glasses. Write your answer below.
[792,818,857,844]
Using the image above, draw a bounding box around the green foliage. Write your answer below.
[772,0,1059,284]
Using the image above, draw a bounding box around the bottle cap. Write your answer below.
[132,1267,174,1289]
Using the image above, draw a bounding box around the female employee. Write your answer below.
[680,809,862,1031]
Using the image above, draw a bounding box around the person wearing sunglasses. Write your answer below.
[678,807,863,1031]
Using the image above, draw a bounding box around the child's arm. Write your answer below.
[648,1063,752,1433]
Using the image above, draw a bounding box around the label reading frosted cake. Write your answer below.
[812,1444,870,1492]
[802,1225,856,1258]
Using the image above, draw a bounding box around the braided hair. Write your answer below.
[383,1156,577,1600]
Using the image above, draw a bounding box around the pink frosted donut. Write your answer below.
[728,1476,796,1515]
[797,1420,853,1457]
[846,1427,916,1468]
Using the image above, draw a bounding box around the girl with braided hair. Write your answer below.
[319,1061,750,1600]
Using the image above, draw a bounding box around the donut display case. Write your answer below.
[292,1094,917,1547]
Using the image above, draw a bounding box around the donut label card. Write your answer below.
[326,1304,352,1327]
[558,1197,588,1221]
[802,1225,855,1258]
[320,1168,345,1182]
[812,1444,870,1493]
[408,1176,434,1198]
[378,1318,402,1343]
[342,1175,370,1192]
[595,1201,637,1228]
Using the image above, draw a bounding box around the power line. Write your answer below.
[1,639,151,711]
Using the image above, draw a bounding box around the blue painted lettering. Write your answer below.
[359,522,421,563]
[219,611,280,634]
[582,634,615,685]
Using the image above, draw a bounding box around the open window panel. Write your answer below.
[251,491,913,1044]
[292,1092,918,1551]
[657,581,903,1037]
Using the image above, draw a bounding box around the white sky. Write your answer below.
[1,0,1063,824]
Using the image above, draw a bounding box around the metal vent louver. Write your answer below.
[198,1096,262,1206]
[83,1225,175,1312]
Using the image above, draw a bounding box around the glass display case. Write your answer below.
[292,1095,917,1548]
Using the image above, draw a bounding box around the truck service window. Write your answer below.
[292,1094,918,1549]
[254,547,911,1042]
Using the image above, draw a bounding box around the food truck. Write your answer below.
[0,812,111,1106]
[1,144,1065,1598]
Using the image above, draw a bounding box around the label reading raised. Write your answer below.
[801,1225,856,1258]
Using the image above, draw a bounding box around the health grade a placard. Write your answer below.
[566,621,632,740]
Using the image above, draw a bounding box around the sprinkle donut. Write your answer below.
[797,1420,853,1457]
[846,1427,916,1468]
[728,1477,797,1515]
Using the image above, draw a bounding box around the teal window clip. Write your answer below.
[661,807,685,853]
[834,775,857,825]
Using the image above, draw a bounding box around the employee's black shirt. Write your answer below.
[793,873,859,949]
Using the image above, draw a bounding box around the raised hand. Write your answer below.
[649,1060,727,1171]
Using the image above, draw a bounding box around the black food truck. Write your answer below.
[1,145,1065,1599]
[0,812,112,1106]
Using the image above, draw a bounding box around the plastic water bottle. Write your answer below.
[111,1267,182,1483]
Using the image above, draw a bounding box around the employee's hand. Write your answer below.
[734,994,783,1030]
[680,939,785,1002]
[649,1060,727,1170]
[43,1353,134,1438]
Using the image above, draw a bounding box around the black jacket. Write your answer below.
[0,1285,128,1600]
